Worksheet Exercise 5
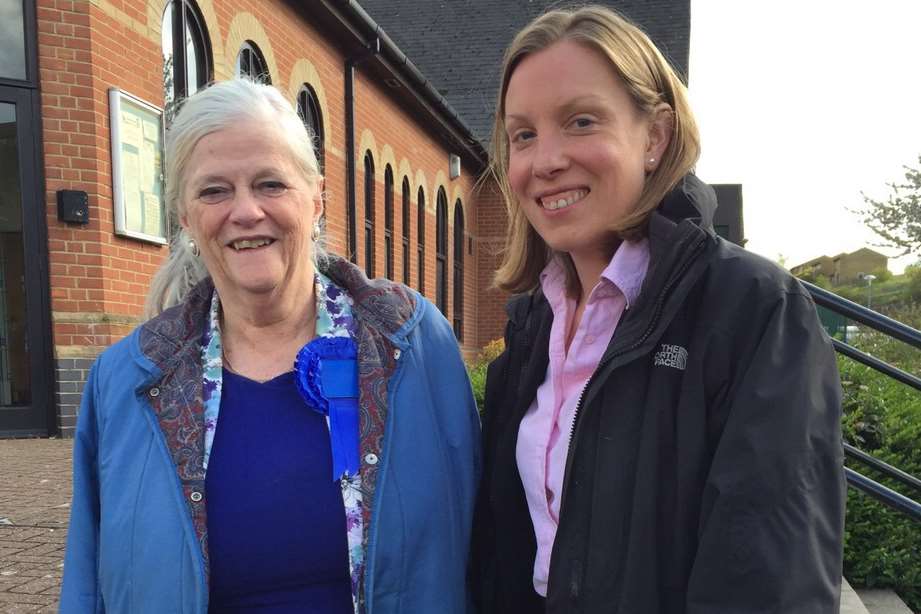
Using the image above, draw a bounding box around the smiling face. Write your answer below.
[504,39,669,275]
[180,118,322,304]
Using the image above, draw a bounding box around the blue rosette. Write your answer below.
[294,336,360,481]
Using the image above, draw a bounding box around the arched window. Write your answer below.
[235,41,270,83]
[161,0,212,123]
[436,188,448,314]
[401,177,410,285]
[296,84,324,174]
[363,152,375,278]
[417,187,426,293]
[453,201,465,341]
[384,166,394,280]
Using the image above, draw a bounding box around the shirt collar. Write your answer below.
[539,238,650,309]
[600,238,650,308]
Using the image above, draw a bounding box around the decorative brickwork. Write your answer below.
[54,357,96,438]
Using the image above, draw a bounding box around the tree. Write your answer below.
[855,155,921,256]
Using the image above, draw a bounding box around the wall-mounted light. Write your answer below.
[449,153,461,179]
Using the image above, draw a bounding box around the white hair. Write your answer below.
[145,78,325,317]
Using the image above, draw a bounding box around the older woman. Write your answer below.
[60,79,479,613]
[472,6,845,613]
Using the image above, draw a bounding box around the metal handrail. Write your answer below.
[832,339,921,393]
[845,467,921,523]
[803,280,921,349]
[844,443,921,493]
[800,280,921,523]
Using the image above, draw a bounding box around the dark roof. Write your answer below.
[356,0,691,145]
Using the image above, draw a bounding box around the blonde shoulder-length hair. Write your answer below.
[489,5,701,295]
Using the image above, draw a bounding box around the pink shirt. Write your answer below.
[516,239,650,596]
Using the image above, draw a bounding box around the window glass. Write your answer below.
[0,102,31,404]
[296,85,324,173]
[0,0,27,80]
[453,202,464,340]
[363,153,375,278]
[417,188,425,292]
[436,189,448,313]
[162,1,211,123]
[236,41,270,83]
[402,178,410,285]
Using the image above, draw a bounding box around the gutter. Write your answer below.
[344,39,381,263]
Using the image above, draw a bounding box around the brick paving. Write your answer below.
[0,438,72,613]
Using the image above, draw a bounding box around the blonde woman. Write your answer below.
[472,6,844,613]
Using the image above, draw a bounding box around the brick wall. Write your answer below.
[38,0,162,374]
[36,0,498,432]
[54,357,93,437]
[475,181,510,350]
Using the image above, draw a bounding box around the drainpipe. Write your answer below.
[344,38,381,263]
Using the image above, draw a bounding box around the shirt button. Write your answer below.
[189,491,202,502]
[148,387,160,398]
[364,453,379,465]
[584,335,596,344]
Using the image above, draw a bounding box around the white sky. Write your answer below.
[689,0,921,273]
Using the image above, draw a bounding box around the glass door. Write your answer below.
[0,85,52,435]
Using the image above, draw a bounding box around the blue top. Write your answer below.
[205,368,352,613]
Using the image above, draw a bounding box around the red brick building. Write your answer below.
[1,0,690,437]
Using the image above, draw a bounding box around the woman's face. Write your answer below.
[504,40,669,268]
[181,118,322,302]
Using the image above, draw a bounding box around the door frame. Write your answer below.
[0,84,56,437]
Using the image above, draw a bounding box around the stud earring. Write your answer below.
[648,157,656,164]
[311,222,321,242]
[188,239,200,257]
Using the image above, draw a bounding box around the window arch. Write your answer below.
[453,201,465,340]
[161,0,212,123]
[363,152,375,278]
[384,166,394,280]
[235,41,270,83]
[417,187,426,293]
[296,84,324,174]
[436,188,448,314]
[401,177,411,285]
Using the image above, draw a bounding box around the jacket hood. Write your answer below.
[657,174,717,231]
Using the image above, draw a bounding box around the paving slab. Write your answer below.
[842,577,872,614]
[857,588,915,614]
[0,439,72,613]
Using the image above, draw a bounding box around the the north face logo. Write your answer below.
[653,344,687,370]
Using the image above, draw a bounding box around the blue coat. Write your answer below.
[60,257,481,613]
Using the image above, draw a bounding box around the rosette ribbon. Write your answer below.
[294,336,360,481]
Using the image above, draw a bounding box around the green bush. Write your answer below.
[466,338,504,411]
[906,265,921,303]
[839,355,921,611]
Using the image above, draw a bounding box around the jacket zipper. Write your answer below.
[558,233,707,602]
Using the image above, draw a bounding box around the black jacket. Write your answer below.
[472,176,845,614]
